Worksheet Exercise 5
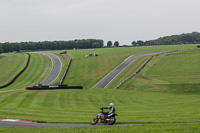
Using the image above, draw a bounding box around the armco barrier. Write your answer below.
[0,53,31,89]
[60,58,72,85]
[25,85,83,90]
[115,49,193,89]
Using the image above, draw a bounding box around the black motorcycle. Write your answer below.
[91,108,118,125]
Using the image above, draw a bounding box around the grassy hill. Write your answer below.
[0,53,52,90]
[62,45,197,88]
[0,45,200,132]
[118,48,200,93]
[0,53,27,86]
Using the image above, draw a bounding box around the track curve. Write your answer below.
[40,53,62,85]
[93,52,160,88]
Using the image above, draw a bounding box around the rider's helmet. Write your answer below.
[109,103,114,107]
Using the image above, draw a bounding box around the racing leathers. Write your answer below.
[101,105,115,116]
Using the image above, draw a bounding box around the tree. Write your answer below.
[114,41,119,47]
[136,40,144,46]
[131,41,137,46]
[92,42,100,48]
[144,41,152,46]
[0,44,3,54]
[107,41,112,47]
[149,32,200,45]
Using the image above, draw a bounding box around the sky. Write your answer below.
[1,0,200,45]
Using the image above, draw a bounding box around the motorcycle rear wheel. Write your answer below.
[107,117,116,125]
[91,118,99,125]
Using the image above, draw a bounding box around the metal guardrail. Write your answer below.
[60,58,72,85]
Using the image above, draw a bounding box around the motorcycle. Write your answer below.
[91,108,118,125]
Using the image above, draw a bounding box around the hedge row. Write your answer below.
[26,85,83,90]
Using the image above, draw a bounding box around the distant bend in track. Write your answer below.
[93,52,160,88]
[40,53,62,85]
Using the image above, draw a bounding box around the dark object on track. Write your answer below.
[197,45,200,48]
[60,51,67,54]
[25,84,83,90]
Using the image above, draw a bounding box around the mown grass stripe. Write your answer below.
[0,54,21,81]
[0,54,28,88]
[0,91,19,103]
[3,91,30,108]
[58,92,65,109]
[0,54,25,85]
[0,92,23,108]
[16,91,40,109]
[29,91,50,109]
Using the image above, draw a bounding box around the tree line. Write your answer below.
[0,39,104,53]
[132,32,200,46]
[0,45,3,54]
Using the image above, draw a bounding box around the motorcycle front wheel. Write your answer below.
[107,117,116,125]
[91,118,99,125]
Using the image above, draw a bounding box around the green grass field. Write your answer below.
[0,89,199,124]
[0,45,200,132]
[0,53,27,86]
[63,45,197,88]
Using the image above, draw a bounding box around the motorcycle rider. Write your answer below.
[100,103,115,120]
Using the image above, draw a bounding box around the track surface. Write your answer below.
[93,52,160,88]
[40,53,62,85]
[0,121,199,127]
[0,121,107,127]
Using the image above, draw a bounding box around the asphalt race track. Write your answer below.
[93,52,160,88]
[0,121,101,127]
[0,120,199,127]
[40,53,62,85]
